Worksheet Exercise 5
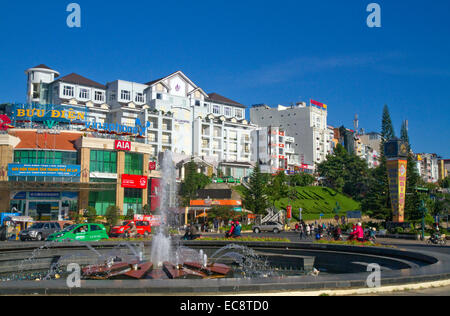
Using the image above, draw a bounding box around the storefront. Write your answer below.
[10,191,79,220]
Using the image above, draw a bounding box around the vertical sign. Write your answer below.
[387,159,407,222]
[287,205,292,219]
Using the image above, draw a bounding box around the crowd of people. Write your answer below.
[294,221,377,243]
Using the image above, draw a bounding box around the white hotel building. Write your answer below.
[24,65,256,177]
[250,102,333,169]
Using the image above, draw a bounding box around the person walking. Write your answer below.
[299,223,305,240]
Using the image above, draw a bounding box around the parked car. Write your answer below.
[46,223,109,242]
[223,176,236,184]
[253,222,284,234]
[19,222,61,241]
[212,177,224,184]
[110,220,152,238]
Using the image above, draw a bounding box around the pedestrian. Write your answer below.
[299,223,305,240]
[306,224,311,238]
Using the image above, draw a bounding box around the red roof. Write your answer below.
[207,93,245,108]
[57,73,106,90]
[11,131,81,151]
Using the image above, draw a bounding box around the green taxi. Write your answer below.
[47,223,109,242]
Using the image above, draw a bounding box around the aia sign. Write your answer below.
[149,162,156,171]
[115,140,131,151]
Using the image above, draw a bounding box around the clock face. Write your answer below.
[400,143,408,155]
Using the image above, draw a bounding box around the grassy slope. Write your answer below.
[276,187,361,220]
[233,185,361,221]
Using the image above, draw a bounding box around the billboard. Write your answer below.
[150,178,161,211]
[8,164,81,177]
[121,174,148,189]
[387,159,408,222]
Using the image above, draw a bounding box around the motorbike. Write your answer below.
[427,234,447,246]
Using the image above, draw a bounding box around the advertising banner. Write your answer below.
[8,164,81,177]
[121,174,148,189]
[387,159,408,222]
[150,178,161,211]
[287,205,292,219]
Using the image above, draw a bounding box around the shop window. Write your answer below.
[125,153,143,175]
[90,150,117,174]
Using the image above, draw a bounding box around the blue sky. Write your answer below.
[0,0,449,157]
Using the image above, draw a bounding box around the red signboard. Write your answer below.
[115,140,131,151]
[121,174,148,189]
[150,178,161,211]
[149,162,157,171]
[287,206,292,219]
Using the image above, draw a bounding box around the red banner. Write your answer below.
[121,174,148,189]
[287,206,292,219]
[149,162,157,171]
[115,140,131,151]
[311,99,328,109]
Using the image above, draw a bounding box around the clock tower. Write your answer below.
[384,138,409,223]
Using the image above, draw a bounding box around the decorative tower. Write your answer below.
[384,138,409,222]
[25,64,60,104]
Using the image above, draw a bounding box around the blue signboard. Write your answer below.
[346,211,362,219]
[8,164,81,177]
[29,192,61,199]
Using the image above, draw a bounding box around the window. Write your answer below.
[90,225,102,231]
[235,109,243,119]
[95,91,104,102]
[90,150,117,174]
[79,88,90,99]
[125,153,143,175]
[135,92,144,103]
[224,107,232,117]
[121,90,131,101]
[14,150,77,165]
[110,92,116,101]
[195,100,201,106]
[213,105,221,115]
[156,93,162,100]
[63,85,74,97]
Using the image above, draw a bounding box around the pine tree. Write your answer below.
[400,120,422,222]
[243,164,269,215]
[400,120,411,151]
[362,105,396,220]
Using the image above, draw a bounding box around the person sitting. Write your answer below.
[225,221,236,238]
[232,221,242,238]
[185,223,201,240]
[127,222,139,238]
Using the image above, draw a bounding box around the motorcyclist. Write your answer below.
[225,221,236,238]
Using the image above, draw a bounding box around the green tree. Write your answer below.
[364,105,397,220]
[267,172,290,205]
[180,160,211,206]
[317,144,369,200]
[242,164,270,215]
[86,207,97,223]
[105,205,120,228]
[289,173,315,187]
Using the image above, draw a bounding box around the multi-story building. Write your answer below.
[250,102,332,169]
[251,126,308,175]
[416,153,440,183]
[0,65,257,217]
